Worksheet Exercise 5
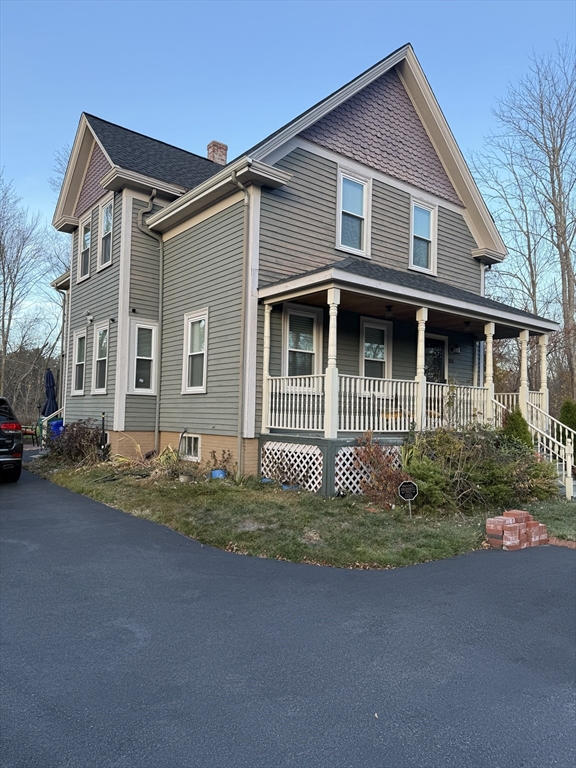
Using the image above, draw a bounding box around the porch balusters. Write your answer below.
[484,322,495,422]
[518,329,530,419]
[415,307,428,430]
[261,303,272,434]
[324,288,340,439]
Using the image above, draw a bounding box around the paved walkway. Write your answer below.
[1,470,575,767]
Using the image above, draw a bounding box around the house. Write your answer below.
[51,44,573,498]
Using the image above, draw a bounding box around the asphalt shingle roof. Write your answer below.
[268,256,553,324]
[85,114,221,190]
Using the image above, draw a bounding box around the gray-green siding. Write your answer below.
[65,193,121,430]
[259,147,482,293]
[123,200,162,432]
[160,202,244,435]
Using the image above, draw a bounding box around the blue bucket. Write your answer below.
[50,419,64,438]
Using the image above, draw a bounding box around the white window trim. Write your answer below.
[77,216,92,283]
[180,432,201,462]
[359,317,393,378]
[282,303,324,377]
[91,320,109,394]
[72,330,86,395]
[336,167,372,258]
[409,198,437,276]
[425,333,449,383]
[97,194,114,271]
[182,308,208,394]
[128,319,157,395]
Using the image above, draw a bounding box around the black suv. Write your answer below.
[0,398,23,483]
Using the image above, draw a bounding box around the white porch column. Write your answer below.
[415,307,428,430]
[539,334,549,416]
[324,287,340,439]
[484,322,495,422]
[260,304,272,434]
[519,329,530,419]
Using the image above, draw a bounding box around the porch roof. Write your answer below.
[259,257,558,335]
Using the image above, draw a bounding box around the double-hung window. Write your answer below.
[410,201,436,274]
[92,322,108,393]
[130,322,156,394]
[360,319,391,379]
[79,220,91,280]
[337,169,370,256]
[72,331,86,394]
[283,305,322,377]
[99,199,113,268]
[182,310,207,394]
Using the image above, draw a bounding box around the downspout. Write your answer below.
[230,169,251,475]
[136,189,164,454]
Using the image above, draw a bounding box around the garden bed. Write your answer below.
[27,457,575,569]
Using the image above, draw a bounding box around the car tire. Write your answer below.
[4,465,22,483]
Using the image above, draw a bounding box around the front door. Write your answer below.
[425,337,446,383]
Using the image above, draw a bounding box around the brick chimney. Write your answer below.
[207,140,228,165]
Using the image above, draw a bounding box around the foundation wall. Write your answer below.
[159,431,259,475]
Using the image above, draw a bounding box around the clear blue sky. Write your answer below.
[1,0,574,224]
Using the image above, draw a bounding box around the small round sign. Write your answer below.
[398,480,418,501]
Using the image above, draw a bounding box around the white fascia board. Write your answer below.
[259,268,558,333]
[50,271,70,290]
[249,45,411,161]
[53,215,79,233]
[146,158,291,233]
[52,114,91,227]
[100,167,186,197]
[52,114,116,229]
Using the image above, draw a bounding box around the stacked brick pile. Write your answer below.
[486,510,549,551]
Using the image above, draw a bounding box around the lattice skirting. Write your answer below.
[261,442,323,493]
[335,445,401,495]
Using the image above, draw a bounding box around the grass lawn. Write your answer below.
[27,459,575,568]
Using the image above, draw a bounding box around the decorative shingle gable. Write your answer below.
[74,142,111,218]
[301,68,462,206]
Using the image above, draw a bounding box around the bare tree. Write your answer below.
[48,144,71,196]
[0,174,64,399]
[471,43,576,402]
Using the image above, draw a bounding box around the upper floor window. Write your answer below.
[99,199,113,268]
[92,322,108,394]
[79,220,91,280]
[410,201,437,274]
[337,169,370,256]
[182,310,208,394]
[72,331,86,395]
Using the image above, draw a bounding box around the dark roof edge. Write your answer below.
[83,113,218,165]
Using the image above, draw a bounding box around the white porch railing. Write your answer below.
[528,391,545,410]
[492,398,509,428]
[495,391,543,411]
[426,383,488,429]
[494,392,519,411]
[338,376,417,433]
[267,375,325,431]
[527,402,574,500]
[39,407,64,447]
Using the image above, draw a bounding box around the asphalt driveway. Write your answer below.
[1,470,575,768]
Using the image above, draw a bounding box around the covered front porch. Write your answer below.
[259,266,556,440]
